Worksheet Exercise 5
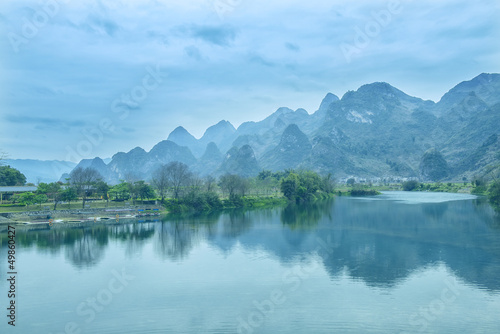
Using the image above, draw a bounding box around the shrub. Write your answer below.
[402,180,420,191]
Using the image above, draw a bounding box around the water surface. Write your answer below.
[1,192,500,333]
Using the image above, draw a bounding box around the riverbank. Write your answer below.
[0,206,165,225]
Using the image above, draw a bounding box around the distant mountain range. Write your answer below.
[3,159,77,184]
[16,73,500,184]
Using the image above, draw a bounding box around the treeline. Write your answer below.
[6,162,337,212]
[402,178,500,211]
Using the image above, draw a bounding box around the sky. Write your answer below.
[0,0,499,162]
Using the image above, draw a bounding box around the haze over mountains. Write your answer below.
[23,73,500,184]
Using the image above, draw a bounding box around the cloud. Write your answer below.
[285,42,300,52]
[5,115,86,129]
[185,45,203,61]
[181,24,237,46]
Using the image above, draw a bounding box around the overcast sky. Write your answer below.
[1,0,499,162]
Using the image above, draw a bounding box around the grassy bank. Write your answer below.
[163,194,288,214]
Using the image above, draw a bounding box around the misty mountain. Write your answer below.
[3,159,76,184]
[63,73,500,184]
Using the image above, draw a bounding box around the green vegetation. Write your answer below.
[349,189,380,196]
[280,170,336,203]
[488,181,500,211]
[402,180,420,191]
[0,165,26,186]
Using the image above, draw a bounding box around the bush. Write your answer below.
[402,180,420,191]
[488,181,500,210]
[350,189,379,196]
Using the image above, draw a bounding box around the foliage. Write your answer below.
[402,180,420,191]
[0,165,26,186]
[350,189,380,196]
[280,170,334,203]
[18,192,35,207]
[110,182,132,201]
[219,174,248,198]
[60,187,78,208]
[132,181,155,202]
[70,167,103,208]
[488,181,500,211]
[34,194,48,208]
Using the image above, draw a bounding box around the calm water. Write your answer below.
[1,192,500,334]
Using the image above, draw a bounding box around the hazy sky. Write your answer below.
[1,0,499,162]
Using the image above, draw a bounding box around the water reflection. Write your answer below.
[2,195,500,291]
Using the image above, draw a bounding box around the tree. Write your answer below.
[165,161,191,199]
[34,194,48,209]
[346,178,356,187]
[321,173,336,193]
[188,175,204,194]
[37,182,63,210]
[219,174,247,199]
[152,165,169,202]
[402,180,420,191]
[60,187,77,209]
[95,181,110,206]
[69,167,103,208]
[110,182,132,201]
[18,192,35,208]
[0,165,27,186]
[488,181,500,211]
[280,173,298,201]
[133,181,155,203]
[204,175,217,193]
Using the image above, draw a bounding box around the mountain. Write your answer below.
[199,120,236,149]
[70,157,119,184]
[217,145,260,177]
[3,159,76,184]
[261,124,312,171]
[193,142,224,176]
[64,73,500,183]
[167,126,204,157]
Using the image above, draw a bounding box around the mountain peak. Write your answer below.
[128,147,147,155]
[357,82,398,94]
[168,126,195,140]
[319,93,340,110]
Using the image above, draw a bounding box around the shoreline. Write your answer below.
[0,206,165,226]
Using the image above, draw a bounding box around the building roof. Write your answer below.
[0,186,38,193]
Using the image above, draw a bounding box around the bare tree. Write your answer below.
[165,161,191,199]
[219,174,247,198]
[0,150,7,165]
[204,175,216,193]
[152,165,169,202]
[70,167,103,208]
[188,174,203,193]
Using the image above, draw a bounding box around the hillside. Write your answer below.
[61,73,500,183]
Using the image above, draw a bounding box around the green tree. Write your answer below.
[95,181,110,206]
[18,192,35,208]
[402,180,420,191]
[0,165,27,186]
[346,178,356,187]
[280,173,299,201]
[133,181,155,203]
[34,194,48,209]
[110,182,132,201]
[60,187,78,209]
[488,181,500,211]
